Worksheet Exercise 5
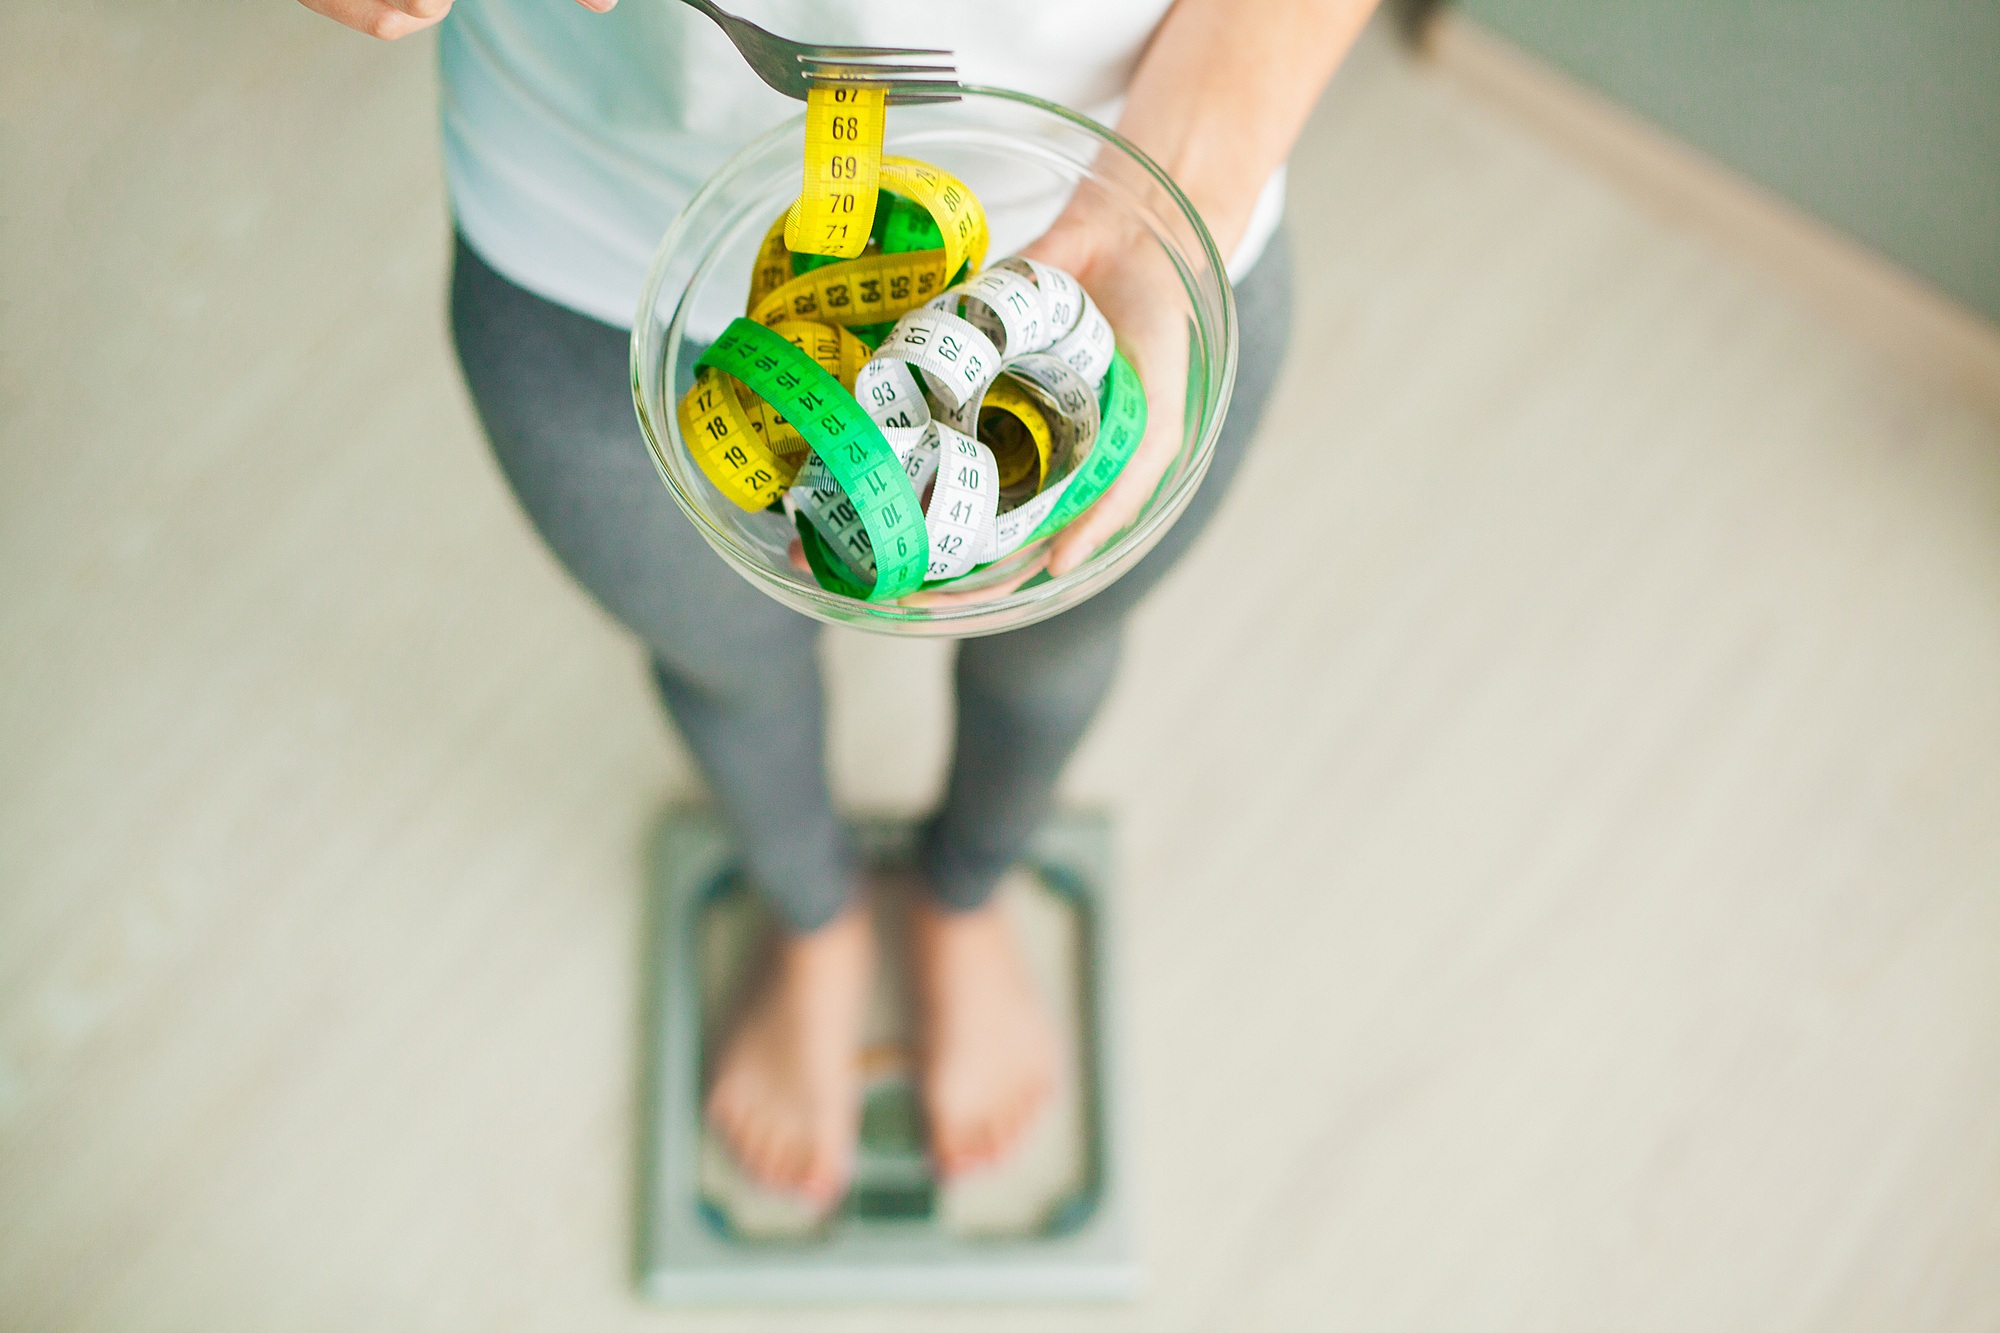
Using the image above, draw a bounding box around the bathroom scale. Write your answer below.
[638,809,1137,1305]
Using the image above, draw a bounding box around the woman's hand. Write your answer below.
[298,0,612,41]
[852,191,1190,610]
[1020,192,1189,580]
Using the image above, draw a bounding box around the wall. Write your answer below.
[1454,0,2000,324]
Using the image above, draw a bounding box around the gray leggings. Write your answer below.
[449,230,1293,931]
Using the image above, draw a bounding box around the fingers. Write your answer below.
[1046,479,1143,578]
[1044,413,1178,577]
[793,530,1052,608]
[898,550,1051,608]
[1021,185,1148,279]
[299,0,612,38]
[794,532,1049,608]
[299,0,447,39]
[1046,391,1182,576]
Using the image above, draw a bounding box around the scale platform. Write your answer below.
[639,809,1137,1305]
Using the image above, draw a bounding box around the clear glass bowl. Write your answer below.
[631,87,1237,638]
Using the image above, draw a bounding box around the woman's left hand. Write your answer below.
[891,195,1189,608]
[1019,196,1189,581]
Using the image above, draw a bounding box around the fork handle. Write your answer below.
[670,0,731,32]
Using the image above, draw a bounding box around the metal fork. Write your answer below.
[672,0,962,105]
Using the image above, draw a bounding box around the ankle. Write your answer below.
[783,899,867,947]
[911,891,1004,937]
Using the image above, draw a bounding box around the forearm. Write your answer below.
[1115,0,1379,258]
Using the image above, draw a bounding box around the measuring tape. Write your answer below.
[752,159,989,330]
[679,367,796,511]
[793,360,1003,587]
[680,316,875,511]
[675,86,1152,603]
[1019,351,1146,547]
[696,318,928,601]
[979,379,1052,494]
[872,307,1002,411]
[735,318,871,463]
[785,85,885,259]
[791,341,1147,592]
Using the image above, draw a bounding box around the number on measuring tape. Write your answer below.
[787,84,886,259]
[697,318,927,601]
[873,308,1002,411]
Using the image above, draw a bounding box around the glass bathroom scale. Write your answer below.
[638,809,1137,1304]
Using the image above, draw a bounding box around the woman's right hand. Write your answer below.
[298,0,612,41]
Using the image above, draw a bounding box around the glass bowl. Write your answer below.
[631,86,1237,638]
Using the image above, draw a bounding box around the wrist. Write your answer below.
[1181,185,1257,268]
[1119,125,1268,267]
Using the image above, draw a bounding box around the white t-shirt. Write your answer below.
[438,0,1285,329]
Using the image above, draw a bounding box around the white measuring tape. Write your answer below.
[787,242,1140,592]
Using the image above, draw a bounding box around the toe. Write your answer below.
[801,1132,851,1203]
[710,1096,755,1165]
[962,1113,999,1168]
[746,1120,788,1183]
[705,1085,742,1138]
[930,1113,968,1175]
[1013,1077,1051,1134]
[734,1118,765,1173]
[991,1100,1028,1155]
[799,1154,840,1203]
[946,1101,987,1171]
[768,1130,809,1189]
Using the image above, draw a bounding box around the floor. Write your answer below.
[3,6,1998,1330]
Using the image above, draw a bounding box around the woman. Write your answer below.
[300,0,1376,1204]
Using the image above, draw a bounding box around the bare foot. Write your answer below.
[910,892,1059,1176]
[705,905,873,1204]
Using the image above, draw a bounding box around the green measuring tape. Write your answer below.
[1025,352,1148,548]
[796,512,872,599]
[696,318,928,601]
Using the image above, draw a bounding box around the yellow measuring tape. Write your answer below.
[785,85,885,258]
[752,163,990,328]
[978,379,1052,493]
[682,320,873,513]
[678,366,799,511]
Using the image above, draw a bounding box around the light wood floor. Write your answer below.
[4,7,1998,1329]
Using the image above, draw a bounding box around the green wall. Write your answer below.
[1454,0,2000,324]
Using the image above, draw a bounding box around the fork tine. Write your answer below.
[800,55,955,72]
[885,93,964,106]
[795,44,951,59]
[802,62,958,79]
[878,84,968,102]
